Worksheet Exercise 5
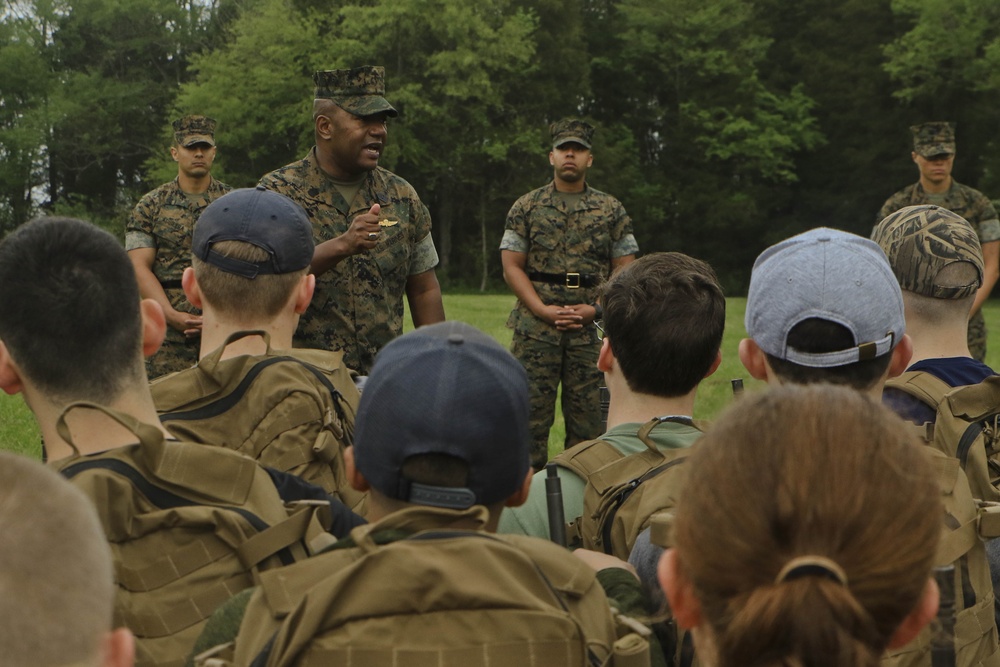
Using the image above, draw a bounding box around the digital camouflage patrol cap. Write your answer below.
[314,66,398,118]
[551,118,594,149]
[872,204,983,300]
[911,121,955,158]
[172,115,217,148]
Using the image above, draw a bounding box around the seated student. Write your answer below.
[498,252,724,551]
[873,205,993,419]
[874,204,1000,632]
[658,384,941,667]
[150,187,364,510]
[0,451,134,667]
[190,321,660,667]
[730,227,998,667]
[0,217,363,667]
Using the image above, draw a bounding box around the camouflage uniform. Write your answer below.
[878,122,1000,361]
[259,66,438,375]
[260,152,438,375]
[125,177,231,378]
[502,122,638,466]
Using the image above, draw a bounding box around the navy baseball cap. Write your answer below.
[353,321,531,509]
[193,186,314,278]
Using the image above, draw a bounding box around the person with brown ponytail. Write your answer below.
[657,384,942,667]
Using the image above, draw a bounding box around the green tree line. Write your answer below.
[3,0,999,292]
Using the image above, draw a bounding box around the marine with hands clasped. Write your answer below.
[126,115,231,379]
[260,65,444,374]
[501,119,638,469]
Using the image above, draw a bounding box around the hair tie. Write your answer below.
[775,556,848,586]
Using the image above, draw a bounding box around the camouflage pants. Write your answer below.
[511,332,603,469]
[146,327,200,380]
[969,310,988,363]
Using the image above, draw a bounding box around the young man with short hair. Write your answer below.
[498,252,724,542]
[150,186,364,507]
[0,216,361,666]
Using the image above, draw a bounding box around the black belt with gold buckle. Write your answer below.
[527,271,600,289]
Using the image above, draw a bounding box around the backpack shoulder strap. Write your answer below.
[550,438,624,479]
[885,369,951,408]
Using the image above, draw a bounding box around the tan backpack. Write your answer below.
[883,448,1000,667]
[553,417,701,558]
[151,331,366,512]
[193,506,650,667]
[885,371,1000,503]
[52,403,333,667]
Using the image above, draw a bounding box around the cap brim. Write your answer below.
[553,136,592,149]
[335,96,399,118]
[915,144,955,158]
[182,135,216,148]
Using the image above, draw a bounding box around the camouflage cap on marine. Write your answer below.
[550,118,594,149]
[314,66,398,118]
[911,121,956,158]
[872,204,983,300]
[172,115,217,148]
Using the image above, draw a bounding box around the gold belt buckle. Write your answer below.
[565,272,581,289]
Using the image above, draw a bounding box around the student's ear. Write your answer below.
[293,273,316,315]
[181,267,203,309]
[911,151,920,165]
[888,578,939,649]
[658,548,702,630]
[0,341,24,396]
[170,145,180,163]
[738,338,770,382]
[343,446,371,493]
[548,151,556,167]
[887,333,913,379]
[504,468,533,508]
[102,627,135,667]
[596,337,614,373]
[139,299,167,359]
[704,350,722,378]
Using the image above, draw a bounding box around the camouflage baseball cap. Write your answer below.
[872,204,983,299]
[910,121,956,158]
[313,66,398,118]
[172,115,217,148]
[550,118,594,149]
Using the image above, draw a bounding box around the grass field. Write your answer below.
[5,294,1000,461]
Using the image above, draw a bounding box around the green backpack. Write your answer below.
[151,331,366,512]
[52,403,333,667]
[192,506,650,667]
[553,417,702,558]
[885,371,1000,503]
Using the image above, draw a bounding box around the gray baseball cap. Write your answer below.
[745,228,905,368]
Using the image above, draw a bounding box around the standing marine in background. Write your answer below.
[260,65,445,375]
[126,115,231,379]
[877,121,1000,362]
[501,119,638,469]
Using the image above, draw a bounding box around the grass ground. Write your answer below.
[5,294,1000,461]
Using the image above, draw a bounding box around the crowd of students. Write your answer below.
[0,197,995,667]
